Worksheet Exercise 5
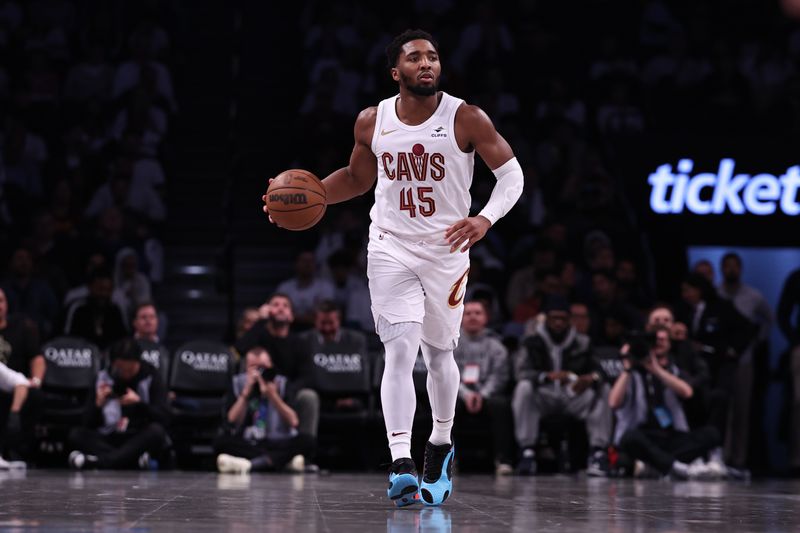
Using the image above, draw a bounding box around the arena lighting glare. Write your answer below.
[647,159,800,215]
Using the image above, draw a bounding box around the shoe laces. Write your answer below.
[390,458,417,476]
[423,442,451,482]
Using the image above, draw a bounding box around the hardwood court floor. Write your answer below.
[0,470,798,532]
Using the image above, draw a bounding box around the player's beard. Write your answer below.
[401,72,438,96]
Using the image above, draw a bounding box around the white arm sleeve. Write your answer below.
[0,362,29,393]
[478,157,524,226]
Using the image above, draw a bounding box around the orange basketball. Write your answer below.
[265,169,327,231]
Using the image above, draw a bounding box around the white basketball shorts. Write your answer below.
[366,224,470,351]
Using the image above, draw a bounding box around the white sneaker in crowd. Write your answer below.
[0,456,26,470]
[286,454,305,473]
[686,458,713,480]
[635,460,662,479]
[495,462,514,476]
[217,453,252,474]
[705,459,727,480]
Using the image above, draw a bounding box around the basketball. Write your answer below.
[265,169,327,231]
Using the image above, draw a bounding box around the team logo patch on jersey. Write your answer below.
[447,268,470,308]
[431,125,447,138]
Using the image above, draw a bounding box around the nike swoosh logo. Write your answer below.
[391,432,408,437]
[381,128,397,136]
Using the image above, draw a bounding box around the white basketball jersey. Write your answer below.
[370,92,475,245]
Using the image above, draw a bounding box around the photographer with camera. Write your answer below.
[512,295,611,476]
[215,346,314,474]
[68,338,170,469]
[609,327,720,479]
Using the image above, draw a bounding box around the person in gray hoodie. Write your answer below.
[453,300,513,475]
[512,295,611,476]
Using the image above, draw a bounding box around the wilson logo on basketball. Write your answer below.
[269,193,308,205]
[447,268,470,308]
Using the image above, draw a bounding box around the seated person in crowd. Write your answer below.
[0,287,45,461]
[68,338,170,469]
[609,327,720,479]
[275,251,335,330]
[132,302,160,343]
[65,269,128,351]
[236,294,319,451]
[299,300,367,413]
[646,304,711,431]
[512,295,611,476]
[132,302,169,378]
[570,302,591,336]
[235,307,260,341]
[453,301,514,475]
[215,346,314,474]
[0,361,30,468]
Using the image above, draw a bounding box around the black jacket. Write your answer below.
[515,323,602,384]
[235,319,314,392]
[82,362,170,432]
[675,297,756,361]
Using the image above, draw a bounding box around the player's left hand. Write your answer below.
[445,216,491,253]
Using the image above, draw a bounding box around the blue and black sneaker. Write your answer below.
[419,442,454,506]
[387,457,420,507]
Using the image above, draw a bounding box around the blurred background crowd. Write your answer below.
[0,0,799,478]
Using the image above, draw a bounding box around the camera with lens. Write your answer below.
[624,331,657,362]
[258,366,277,382]
[111,379,129,397]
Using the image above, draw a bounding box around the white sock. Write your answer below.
[421,341,459,446]
[380,320,422,461]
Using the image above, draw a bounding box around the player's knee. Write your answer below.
[377,316,420,344]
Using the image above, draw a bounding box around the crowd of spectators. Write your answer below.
[0,0,176,347]
[0,0,178,469]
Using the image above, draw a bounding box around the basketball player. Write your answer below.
[263,29,523,506]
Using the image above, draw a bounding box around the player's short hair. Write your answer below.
[386,29,439,68]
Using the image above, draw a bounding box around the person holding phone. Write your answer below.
[214,346,314,474]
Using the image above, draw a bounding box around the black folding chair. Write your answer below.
[167,340,233,468]
[137,339,171,385]
[312,350,373,468]
[36,337,101,463]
